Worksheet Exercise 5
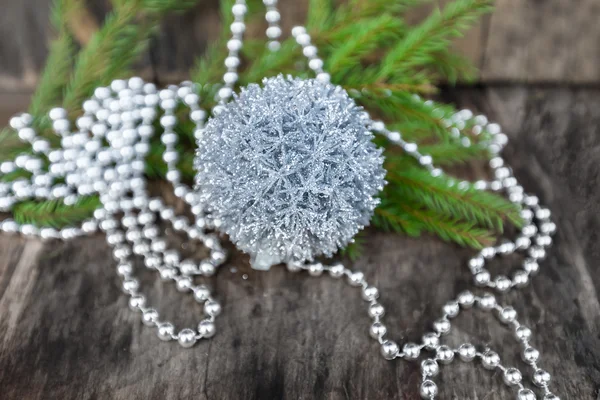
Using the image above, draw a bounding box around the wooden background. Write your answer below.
[1,1,600,399]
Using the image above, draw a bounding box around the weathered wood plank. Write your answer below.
[0,87,599,399]
[481,0,600,83]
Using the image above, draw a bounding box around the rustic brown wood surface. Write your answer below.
[0,86,599,399]
[1,0,600,398]
[1,0,600,92]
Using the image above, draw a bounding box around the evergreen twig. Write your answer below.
[0,0,520,255]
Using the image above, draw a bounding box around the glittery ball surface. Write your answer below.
[194,75,385,269]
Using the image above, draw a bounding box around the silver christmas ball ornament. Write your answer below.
[195,75,385,270]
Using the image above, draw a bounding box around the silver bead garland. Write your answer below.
[0,1,560,398]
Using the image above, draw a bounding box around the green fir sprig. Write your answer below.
[0,0,520,255]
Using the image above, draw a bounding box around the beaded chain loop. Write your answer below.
[0,1,558,399]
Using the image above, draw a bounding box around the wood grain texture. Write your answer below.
[0,87,599,399]
[1,0,600,91]
[481,0,600,84]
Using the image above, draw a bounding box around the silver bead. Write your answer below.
[474,270,491,286]
[369,322,386,339]
[163,250,180,265]
[204,300,222,316]
[296,33,310,46]
[442,301,460,318]
[142,309,159,326]
[231,3,247,16]
[515,326,532,341]
[49,107,67,120]
[535,208,551,220]
[266,26,282,39]
[226,39,242,52]
[362,286,379,301]
[291,26,306,37]
[495,275,512,292]
[218,87,233,100]
[433,318,451,335]
[230,21,246,35]
[481,247,496,259]
[18,127,36,142]
[368,303,385,318]
[503,367,522,386]
[302,45,317,58]
[380,340,399,360]
[176,277,194,292]
[128,294,146,310]
[522,347,539,365]
[481,351,500,370]
[198,319,216,338]
[52,119,70,133]
[316,72,330,83]
[122,278,139,293]
[308,58,323,71]
[116,262,133,278]
[194,285,211,302]
[225,56,240,69]
[308,263,324,276]
[544,394,560,400]
[523,259,540,275]
[436,345,454,364]
[9,115,26,130]
[200,261,216,276]
[517,388,536,400]
[329,264,345,278]
[348,271,365,286]
[515,236,531,249]
[498,306,517,324]
[422,333,439,350]
[403,342,420,360]
[421,359,439,377]
[178,328,197,348]
[468,255,484,270]
[159,268,176,281]
[478,293,496,310]
[540,221,557,235]
[457,291,475,308]
[512,270,530,288]
[265,10,280,23]
[528,246,546,260]
[522,224,538,237]
[157,322,175,341]
[536,235,552,247]
[532,369,551,387]
[458,343,476,361]
[180,260,197,276]
[419,380,438,399]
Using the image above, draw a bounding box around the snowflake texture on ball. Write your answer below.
[194,75,386,270]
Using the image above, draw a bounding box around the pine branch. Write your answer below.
[0,129,30,162]
[326,15,403,82]
[385,166,522,231]
[374,201,495,248]
[63,0,198,115]
[0,0,512,257]
[307,0,334,30]
[62,2,150,114]
[28,0,79,120]
[141,0,198,13]
[427,49,479,84]
[13,196,100,228]
[376,0,493,81]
